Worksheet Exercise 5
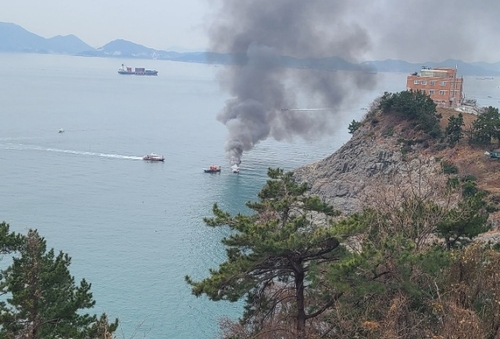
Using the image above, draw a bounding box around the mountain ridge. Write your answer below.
[1,21,499,76]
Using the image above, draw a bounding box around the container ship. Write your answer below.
[118,64,158,76]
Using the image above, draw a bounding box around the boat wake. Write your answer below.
[1,143,143,160]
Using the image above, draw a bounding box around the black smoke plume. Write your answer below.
[208,0,376,165]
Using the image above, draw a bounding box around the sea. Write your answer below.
[0,53,498,338]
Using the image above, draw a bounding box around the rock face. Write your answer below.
[294,118,439,215]
[294,108,457,217]
[294,131,398,214]
[293,108,500,242]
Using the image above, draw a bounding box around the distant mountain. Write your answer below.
[1,21,500,76]
[96,39,159,58]
[0,22,93,54]
[361,59,416,73]
[362,58,500,77]
[471,61,500,73]
[45,34,93,54]
[78,39,233,64]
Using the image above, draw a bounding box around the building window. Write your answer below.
[441,81,446,86]
[439,90,446,95]
[421,80,427,85]
[430,80,435,85]
[414,80,420,84]
[429,90,435,95]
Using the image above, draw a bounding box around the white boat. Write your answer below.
[142,153,165,162]
[231,164,240,173]
[58,128,64,133]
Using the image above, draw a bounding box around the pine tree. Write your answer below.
[436,184,491,249]
[378,90,441,138]
[471,106,500,144]
[348,120,362,134]
[0,229,118,339]
[186,168,358,339]
[445,112,464,147]
[0,222,24,255]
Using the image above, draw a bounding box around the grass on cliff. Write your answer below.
[436,107,500,196]
[359,104,500,227]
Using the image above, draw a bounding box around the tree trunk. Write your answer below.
[295,269,306,339]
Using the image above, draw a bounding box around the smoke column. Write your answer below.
[208,0,376,165]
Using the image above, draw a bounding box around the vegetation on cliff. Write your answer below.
[186,168,352,339]
[379,90,442,138]
[347,90,500,211]
[469,106,500,145]
[351,90,500,150]
[186,169,500,339]
[189,168,498,338]
[191,91,500,338]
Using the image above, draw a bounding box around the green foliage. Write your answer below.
[445,113,464,147]
[441,160,459,174]
[0,229,118,338]
[462,174,477,182]
[348,120,362,134]
[190,167,496,338]
[0,222,24,255]
[379,90,442,138]
[320,158,496,336]
[470,106,500,144]
[186,168,356,337]
[436,187,491,250]
[323,204,453,339]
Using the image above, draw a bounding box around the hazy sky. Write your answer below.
[0,0,211,51]
[1,0,499,62]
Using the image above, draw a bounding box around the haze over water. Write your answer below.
[0,53,497,338]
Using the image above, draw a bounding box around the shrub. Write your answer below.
[441,160,458,174]
[379,90,441,138]
[348,120,362,134]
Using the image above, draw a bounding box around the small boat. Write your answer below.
[231,164,240,173]
[142,153,165,162]
[204,165,221,173]
[58,128,64,133]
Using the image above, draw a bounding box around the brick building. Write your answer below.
[406,67,463,108]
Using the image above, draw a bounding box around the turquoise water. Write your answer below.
[0,53,496,338]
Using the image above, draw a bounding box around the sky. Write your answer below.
[0,0,212,52]
[2,0,500,63]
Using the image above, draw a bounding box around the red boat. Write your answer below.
[204,165,221,173]
[143,153,165,162]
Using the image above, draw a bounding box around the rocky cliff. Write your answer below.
[293,106,500,239]
[293,126,401,214]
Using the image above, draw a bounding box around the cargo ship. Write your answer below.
[118,64,158,76]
